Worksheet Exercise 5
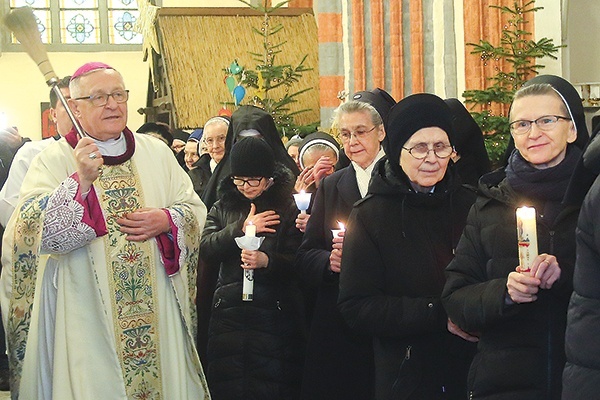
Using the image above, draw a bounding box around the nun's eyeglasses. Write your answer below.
[509,115,571,135]
[339,126,377,142]
[402,143,454,160]
[232,177,263,187]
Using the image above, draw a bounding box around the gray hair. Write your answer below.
[332,100,383,127]
[69,68,123,98]
[204,116,230,131]
[511,83,569,120]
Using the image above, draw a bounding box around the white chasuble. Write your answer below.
[0,133,210,400]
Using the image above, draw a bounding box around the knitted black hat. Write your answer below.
[385,93,454,174]
[230,137,275,177]
[351,88,396,123]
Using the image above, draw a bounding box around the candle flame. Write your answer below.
[300,189,305,195]
[338,221,345,231]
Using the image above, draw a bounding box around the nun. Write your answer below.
[442,75,590,400]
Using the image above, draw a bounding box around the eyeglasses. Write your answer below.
[339,126,377,142]
[231,177,264,187]
[204,135,226,146]
[509,115,571,135]
[402,143,454,160]
[73,90,129,107]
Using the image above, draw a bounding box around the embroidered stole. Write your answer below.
[8,194,48,396]
[97,160,163,399]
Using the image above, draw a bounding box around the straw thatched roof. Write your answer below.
[155,7,319,129]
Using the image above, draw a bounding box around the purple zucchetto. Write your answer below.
[70,62,114,81]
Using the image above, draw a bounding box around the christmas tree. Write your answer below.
[462,0,562,164]
[222,0,318,138]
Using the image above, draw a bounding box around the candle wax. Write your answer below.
[516,206,538,272]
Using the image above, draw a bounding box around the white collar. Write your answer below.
[94,132,126,157]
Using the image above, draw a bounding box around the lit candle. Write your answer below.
[243,222,255,301]
[331,221,345,238]
[516,206,538,273]
[293,190,312,214]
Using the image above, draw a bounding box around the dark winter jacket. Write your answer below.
[188,153,212,198]
[338,160,477,400]
[295,164,375,400]
[442,157,581,400]
[563,129,600,399]
[563,171,600,399]
[200,163,305,400]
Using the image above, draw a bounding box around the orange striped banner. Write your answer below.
[390,0,403,99]
[463,0,530,117]
[410,0,424,93]
[370,0,385,88]
[320,75,345,107]
[352,0,366,91]
[318,13,343,42]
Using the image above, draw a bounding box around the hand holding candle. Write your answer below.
[516,206,538,273]
[235,220,264,302]
[293,190,312,214]
[330,221,345,273]
[331,221,345,239]
[242,222,255,301]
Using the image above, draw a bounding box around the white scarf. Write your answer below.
[352,147,385,198]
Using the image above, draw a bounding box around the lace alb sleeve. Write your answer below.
[41,176,101,254]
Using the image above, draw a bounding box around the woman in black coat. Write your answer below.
[562,124,600,398]
[338,93,477,400]
[442,75,589,400]
[197,107,299,363]
[200,138,305,400]
[295,93,391,400]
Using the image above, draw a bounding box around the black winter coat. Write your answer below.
[442,169,579,400]
[200,164,305,400]
[338,160,477,400]
[295,164,374,400]
[188,153,212,198]
[563,172,600,399]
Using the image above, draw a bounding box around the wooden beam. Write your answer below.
[158,7,313,17]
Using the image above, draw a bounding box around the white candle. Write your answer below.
[293,190,312,214]
[245,222,256,237]
[243,222,255,301]
[331,221,345,238]
[516,206,538,272]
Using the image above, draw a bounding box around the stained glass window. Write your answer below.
[6,0,142,47]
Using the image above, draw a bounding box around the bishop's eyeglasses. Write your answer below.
[73,90,130,107]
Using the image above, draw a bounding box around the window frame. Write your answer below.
[1,0,143,52]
